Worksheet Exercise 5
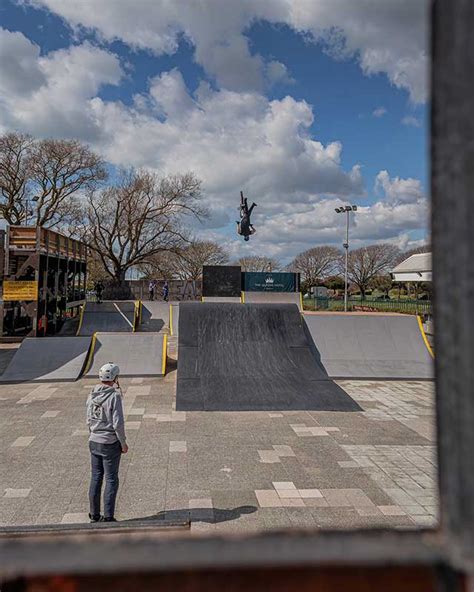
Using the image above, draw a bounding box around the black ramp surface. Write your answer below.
[176,302,360,411]
[0,337,91,383]
[303,314,433,379]
[86,333,166,377]
[78,301,135,336]
[139,302,170,332]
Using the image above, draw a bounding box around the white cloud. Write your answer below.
[0,28,46,96]
[372,107,387,118]
[375,170,424,205]
[0,29,123,138]
[0,26,429,261]
[89,83,365,211]
[401,115,422,128]
[24,0,429,101]
[216,169,429,262]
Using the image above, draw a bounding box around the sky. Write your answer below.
[0,0,430,263]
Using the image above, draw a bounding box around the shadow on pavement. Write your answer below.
[123,505,257,524]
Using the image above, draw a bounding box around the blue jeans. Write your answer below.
[89,440,122,519]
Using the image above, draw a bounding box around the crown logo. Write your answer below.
[265,276,274,284]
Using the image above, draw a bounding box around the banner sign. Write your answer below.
[3,280,38,301]
[243,272,297,292]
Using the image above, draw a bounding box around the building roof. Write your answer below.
[392,252,432,274]
[391,252,432,283]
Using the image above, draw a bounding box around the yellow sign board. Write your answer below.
[3,280,38,301]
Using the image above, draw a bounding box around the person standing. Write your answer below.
[162,281,169,302]
[86,363,128,523]
[148,280,156,301]
[94,280,104,304]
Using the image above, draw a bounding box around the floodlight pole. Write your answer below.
[344,210,349,313]
[335,205,357,312]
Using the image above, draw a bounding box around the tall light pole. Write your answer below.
[335,205,357,312]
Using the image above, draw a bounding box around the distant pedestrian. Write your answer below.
[162,281,169,302]
[148,280,156,301]
[86,363,128,523]
[94,280,104,304]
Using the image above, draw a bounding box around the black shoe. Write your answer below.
[89,513,101,523]
[101,517,117,522]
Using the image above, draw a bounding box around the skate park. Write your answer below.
[0,253,437,533]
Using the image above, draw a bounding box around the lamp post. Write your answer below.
[335,205,357,312]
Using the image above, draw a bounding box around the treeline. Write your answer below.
[0,132,206,285]
[228,246,430,299]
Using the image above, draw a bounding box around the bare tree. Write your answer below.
[29,138,106,227]
[346,244,400,298]
[171,240,229,281]
[288,246,341,293]
[87,169,205,284]
[237,256,279,272]
[369,274,393,297]
[138,251,178,280]
[0,132,34,225]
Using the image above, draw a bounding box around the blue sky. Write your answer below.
[0,0,429,261]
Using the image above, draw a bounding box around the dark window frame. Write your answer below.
[1,0,473,584]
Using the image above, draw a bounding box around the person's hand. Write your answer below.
[121,444,129,453]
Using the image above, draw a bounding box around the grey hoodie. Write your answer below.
[86,384,127,447]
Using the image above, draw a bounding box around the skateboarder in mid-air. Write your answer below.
[236,191,257,241]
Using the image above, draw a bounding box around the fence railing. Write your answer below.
[304,297,432,316]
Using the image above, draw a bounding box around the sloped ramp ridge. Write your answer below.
[86,333,166,377]
[0,337,91,383]
[243,291,302,312]
[139,302,170,333]
[176,302,360,411]
[303,314,434,380]
[78,302,135,336]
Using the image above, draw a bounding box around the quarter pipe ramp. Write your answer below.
[176,302,360,411]
[243,291,302,312]
[139,302,170,333]
[303,313,434,380]
[85,333,167,377]
[0,337,92,383]
[77,302,136,336]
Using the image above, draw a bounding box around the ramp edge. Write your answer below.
[82,332,98,376]
[162,333,168,375]
[417,315,434,359]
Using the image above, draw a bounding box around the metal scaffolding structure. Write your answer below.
[0,226,87,337]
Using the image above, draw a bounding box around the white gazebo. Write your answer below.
[391,252,432,283]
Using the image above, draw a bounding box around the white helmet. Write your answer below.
[99,363,120,382]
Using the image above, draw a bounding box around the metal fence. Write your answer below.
[304,297,432,316]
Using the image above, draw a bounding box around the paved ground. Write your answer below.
[0,345,437,532]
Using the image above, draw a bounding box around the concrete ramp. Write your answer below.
[85,333,167,377]
[139,302,170,332]
[202,296,242,303]
[0,337,91,383]
[176,302,360,412]
[243,291,302,312]
[78,302,136,336]
[303,313,434,380]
